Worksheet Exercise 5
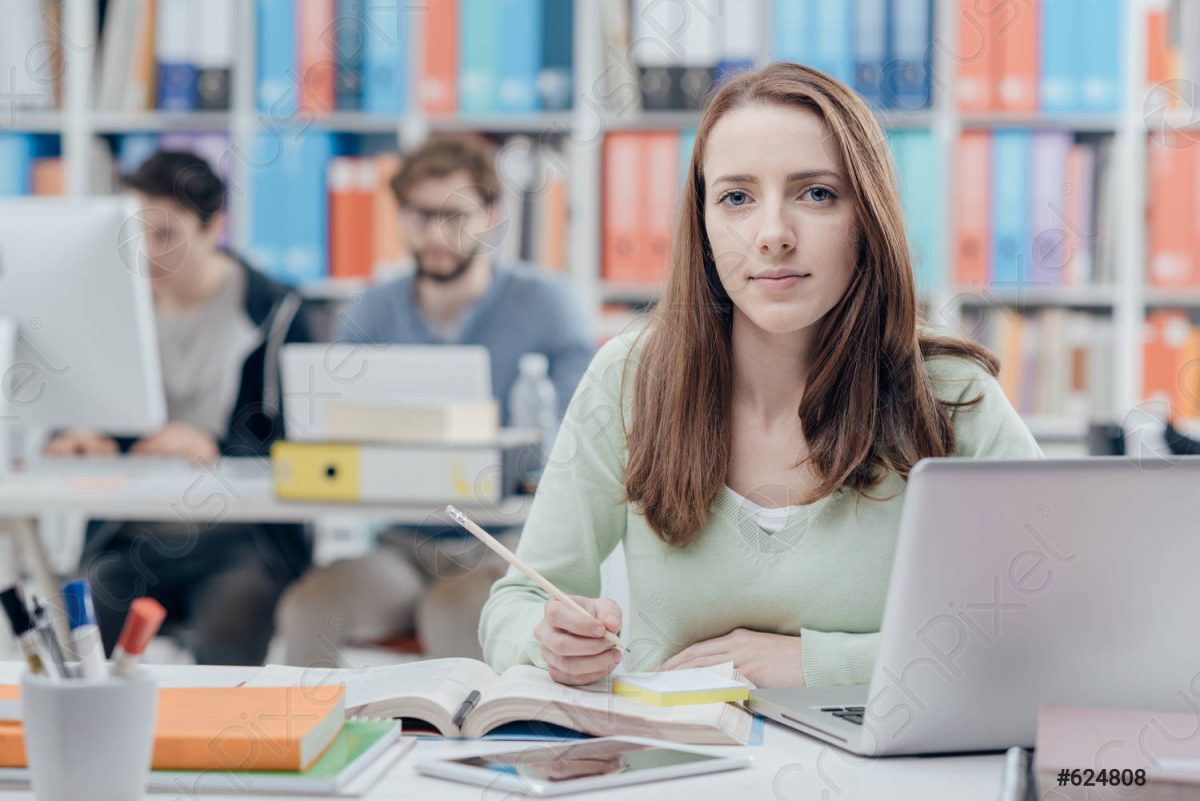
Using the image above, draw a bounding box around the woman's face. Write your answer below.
[702,103,858,337]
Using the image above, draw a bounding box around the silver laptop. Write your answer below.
[748,457,1200,756]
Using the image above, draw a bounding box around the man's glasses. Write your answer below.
[401,205,477,228]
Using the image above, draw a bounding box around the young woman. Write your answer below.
[479,62,1042,689]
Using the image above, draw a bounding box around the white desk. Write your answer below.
[0,457,532,644]
[0,662,1006,800]
[0,456,532,524]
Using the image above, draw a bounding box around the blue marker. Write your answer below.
[62,580,107,679]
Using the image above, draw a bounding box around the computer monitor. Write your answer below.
[0,197,166,436]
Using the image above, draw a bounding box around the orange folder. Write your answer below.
[372,153,407,274]
[995,0,1038,113]
[1143,310,1189,406]
[1148,132,1200,287]
[298,0,337,114]
[954,131,992,288]
[955,0,994,112]
[640,131,680,286]
[421,0,458,115]
[329,157,375,280]
[602,132,645,284]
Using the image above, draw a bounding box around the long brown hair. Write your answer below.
[622,62,998,547]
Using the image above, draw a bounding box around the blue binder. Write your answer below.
[809,0,855,88]
[1080,0,1122,113]
[854,0,891,108]
[257,0,297,115]
[364,0,409,113]
[1039,0,1078,114]
[539,0,573,110]
[335,0,365,111]
[889,0,933,110]
[990,130,1032,288]
[497,0,542,113]
[460,0,501,113]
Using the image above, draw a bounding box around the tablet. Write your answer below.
[415,736,751,797]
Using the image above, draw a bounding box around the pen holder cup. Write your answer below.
[21,669,157,801]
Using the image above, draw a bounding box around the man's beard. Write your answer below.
[414,246,479,284]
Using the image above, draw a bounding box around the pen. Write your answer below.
[452,690,481,729]
[62,580,107,680]
[111,597,166,677]
[0,587,58,680]
[445,505,628,652]
[31,595,72,680]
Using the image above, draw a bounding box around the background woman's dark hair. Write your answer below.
[622,62,1000,547]
[120,151,227,227]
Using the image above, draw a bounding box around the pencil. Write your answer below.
[445,505,628,652]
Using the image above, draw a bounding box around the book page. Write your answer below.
[244,659,498,719]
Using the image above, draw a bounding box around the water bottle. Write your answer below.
[508,353,558,492]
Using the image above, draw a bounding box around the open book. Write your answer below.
[244,659,755,746]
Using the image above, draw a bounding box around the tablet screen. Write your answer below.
[449,739,721,783]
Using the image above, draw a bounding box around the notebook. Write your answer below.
[0,685,346,772]
[244,658,756,746]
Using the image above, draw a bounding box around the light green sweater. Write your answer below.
[478,332,1044,687]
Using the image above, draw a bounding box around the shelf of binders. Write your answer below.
[953,286,1120,309]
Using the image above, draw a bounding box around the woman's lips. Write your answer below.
[751,273,810,291]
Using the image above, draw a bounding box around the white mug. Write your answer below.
[21,669,157,801]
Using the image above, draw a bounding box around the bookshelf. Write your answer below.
[0,0,1178,450]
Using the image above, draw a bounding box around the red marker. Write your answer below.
[111,597,166,677]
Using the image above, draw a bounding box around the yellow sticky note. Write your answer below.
[611,668,750,706]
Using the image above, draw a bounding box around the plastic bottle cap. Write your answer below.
[518,353,549,376]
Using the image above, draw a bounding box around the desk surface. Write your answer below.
[0,457,532,527]
[0,662,1004,800]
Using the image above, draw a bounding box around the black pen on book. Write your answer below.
[452,690,481,730]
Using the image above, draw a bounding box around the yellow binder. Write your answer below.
[271,442,362,502]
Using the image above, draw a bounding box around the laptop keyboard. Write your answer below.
[820,706,865,725]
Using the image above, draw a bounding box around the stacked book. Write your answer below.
[0,684,407,795]
[273,345,535,505]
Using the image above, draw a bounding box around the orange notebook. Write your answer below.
[954,131,991,288]
[298,0,337,114]
[995,0,1038,112]
[955,0,994,111]
[0,685,345,773]
[421,0,458,114]
[602,132,645,284]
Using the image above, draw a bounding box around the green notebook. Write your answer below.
[147,720,406,796]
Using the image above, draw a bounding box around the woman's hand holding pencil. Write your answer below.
[445,505,627,686]
[535,594,625,686]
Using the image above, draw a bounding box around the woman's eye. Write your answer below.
[720,191,749,207]
[804,186,836,203]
